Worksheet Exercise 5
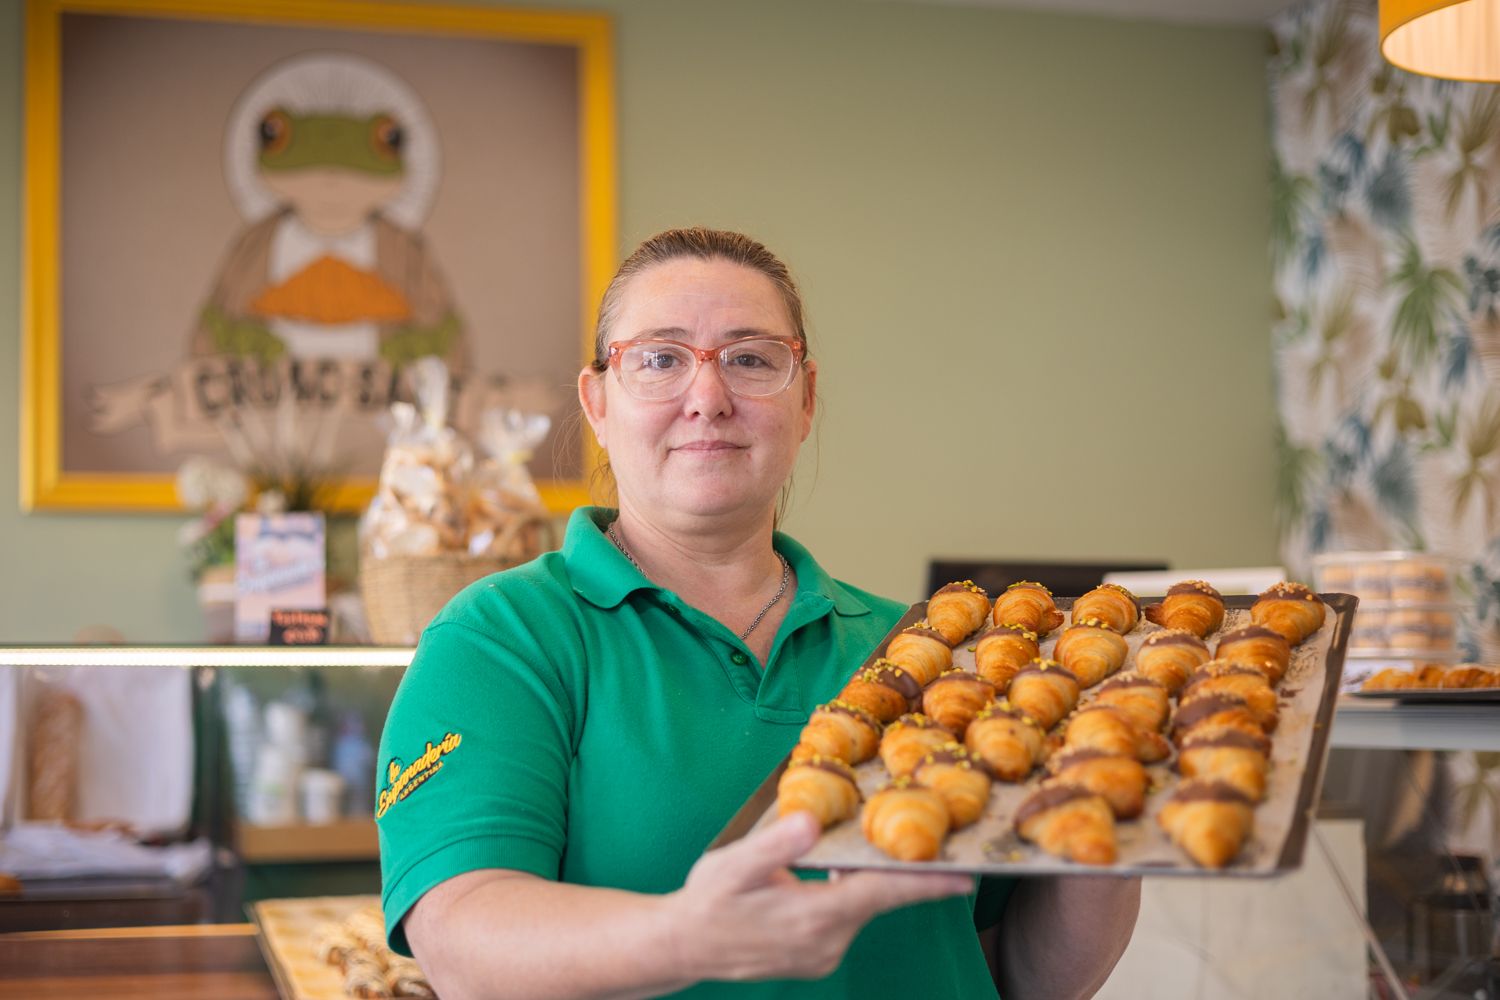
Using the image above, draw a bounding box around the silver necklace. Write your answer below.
[608,519,791,640]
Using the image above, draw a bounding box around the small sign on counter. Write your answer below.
[269,608,331,646]
[234,513,326,644]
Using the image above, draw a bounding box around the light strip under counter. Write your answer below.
[0,645,414,669]
[1330,696,1500,753]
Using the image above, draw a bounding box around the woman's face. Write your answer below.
[579,257,817,526]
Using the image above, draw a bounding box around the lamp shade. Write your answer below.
[1381,0,1500,81]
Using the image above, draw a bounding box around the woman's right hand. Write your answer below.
[666,811,973,982]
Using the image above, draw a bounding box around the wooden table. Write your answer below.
[0,924,278,999]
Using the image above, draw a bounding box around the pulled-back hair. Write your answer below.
[590,227,809,368]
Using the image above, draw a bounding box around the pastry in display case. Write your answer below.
[1313,551,1465,691]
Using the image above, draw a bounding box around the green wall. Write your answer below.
[0,0,1274,641]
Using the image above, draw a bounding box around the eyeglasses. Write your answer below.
[602,336,806,400]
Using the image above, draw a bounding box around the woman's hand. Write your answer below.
[667,811,973,983]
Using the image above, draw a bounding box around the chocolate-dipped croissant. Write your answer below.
[1135,629,1211,695]
[1157,778,1256,868]
[1093,672,1170,733]
[385,959,436,999]
[777,755,862,828]
[1046,747,1148,819]
[1177,726,1272,802]
[315,927,360,968]
[1182,661,1279,732]
[1143,580,1225,638]
[1070,583,1141,634]
[912,743,993,828]
[1052,619,1130,688]
[791,701,881,765]
[879,713,956,778]
[964,701,1046,781]
[883,625,953,686]
[920,669,997,738]
[839,661,921,724]
[1170,691,1266,746]
[992,581,1065,637]
[973,624,1040,690]
[1214,625,1292,685]
[926,581,991,645]
[344,958,393,999]
[861,777,951,861]
[1250,581,1327,645]
[1014,782,1118,865]
[1062,704,1170,763]
[1007,659,1081,731]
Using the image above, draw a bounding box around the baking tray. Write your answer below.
[249,894,382,1000]
[710,593,1355,878]
[1349,687,1500,703]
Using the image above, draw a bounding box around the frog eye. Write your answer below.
[258,109,291,156]
[370,114,404,161]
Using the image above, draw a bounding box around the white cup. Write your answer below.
[299,768,346,825]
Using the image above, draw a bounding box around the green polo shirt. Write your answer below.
[377,506,1012,998]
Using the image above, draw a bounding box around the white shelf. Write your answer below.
[0,645,414,669]
[1329,697,1500,752]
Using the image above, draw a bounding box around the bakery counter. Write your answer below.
[0,923,277,999]
[1329,696,1500,752]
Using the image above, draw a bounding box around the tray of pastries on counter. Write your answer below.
[250,896,434,1000]
[1352,662,1500,702]
[711,579,1354,877]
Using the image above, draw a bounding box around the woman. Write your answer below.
[376,228,1140,999]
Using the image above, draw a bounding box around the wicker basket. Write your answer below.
[360,515,555,646]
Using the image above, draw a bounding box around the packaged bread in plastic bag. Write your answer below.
[360,358,473,559]
[465,407,552,559]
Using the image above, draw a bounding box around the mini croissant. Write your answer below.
[879,713,957,778]
[992,581,1065,637]
[1014,782,1118,866]
[1157,778,1256,869]
[862,777,951,861]
[964,701,1047,781]
[839,660,922,724]
[1250,582,1327,645]
[973,624,1040,690]
[921,669,997,738]
[1070,583,1141,634]
[1093,672,1170,733]
[791,701,881,765]
[926,581,991,645]
[1007,660,1081,731]
[1182,661,1279,732]
[1062,704,1170,763]
[1177,726,1272,802]
[777,756,862,828]
[912,743,993,828]
[1143,580,1225,638]
[1052,619,1129,688]
[1214,625,1292,686]
[1170,691,1266,746]
[1046,747,1148,820]
[883,625,953,686]
[1135,630,1211,695]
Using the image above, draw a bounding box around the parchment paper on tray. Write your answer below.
[711,593,1354,878]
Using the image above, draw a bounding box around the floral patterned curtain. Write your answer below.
[1272,0,1500,660]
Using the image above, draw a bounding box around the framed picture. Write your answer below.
[21,0,615,512]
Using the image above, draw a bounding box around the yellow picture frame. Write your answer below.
[21,0,613,513]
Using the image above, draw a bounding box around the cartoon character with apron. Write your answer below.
[192,52,467,372]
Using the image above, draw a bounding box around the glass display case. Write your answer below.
[0,645,412,929]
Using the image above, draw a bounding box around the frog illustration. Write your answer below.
[191,52,467,370]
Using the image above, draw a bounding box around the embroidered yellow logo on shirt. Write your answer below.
[376,731,463,819]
